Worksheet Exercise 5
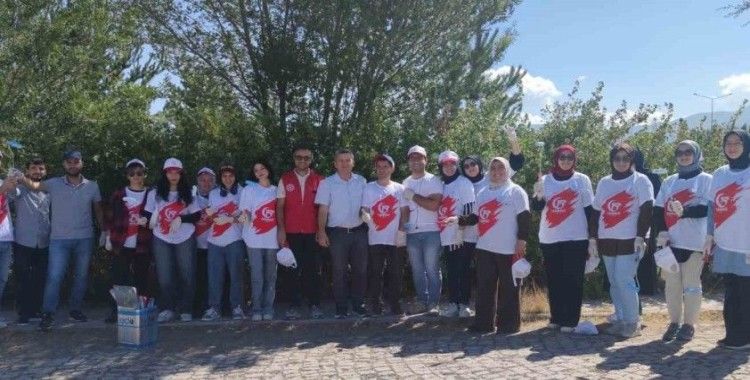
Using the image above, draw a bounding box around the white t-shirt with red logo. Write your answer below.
[123,188,147,249]
[474,182,529,255]
[403,172,444,233]
[463,177,488,244]
[362,181,404,246]
[538,172,594,244]
[193,192,213,249]
[710,165,750,253]
[438,176,475,246]
[240,184,279,249]
[655,172,712,252]
[593,172,654,240]
[207,187,243,247]
[144,190,201,244]
[0,180,14,242]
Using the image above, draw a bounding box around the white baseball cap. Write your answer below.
[438,150,459,164]
[125,158,146,169]
[374,153,395,167]
[407,145,427,158]
[163,157,183,171]
[654,247,680,274]
[511,257,531,287]
[276,247,297,268]
[197,167,216,177]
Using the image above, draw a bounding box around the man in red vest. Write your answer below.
[277,145,324,319]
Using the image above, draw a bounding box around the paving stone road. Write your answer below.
[1,302,748,379]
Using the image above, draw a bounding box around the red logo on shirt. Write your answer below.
[665,188,695,228]
[252,199,277,234]
[714,182,743,229]
[195,210,213,237]
[126,204,142,238]
[438,196,457,231]
[477,198,502,237]
[212,201,239,237]
[545,188,578,228]
[159,201,186,234]
[372,195,398,231]
[601,190,634,229]
[0,195,7,224]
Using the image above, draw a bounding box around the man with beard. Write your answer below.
[24,150,104,331]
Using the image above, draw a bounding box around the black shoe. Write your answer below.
[496,327,520,335]
[17,315,30,325]
[69,310,88,323]
[38,313,54,332]
[104,311,117,324]
[30,312,43,322]
[468,325,494,334]
[662,323,680,342]
[352,305,369,318]
[389,304,404,316]
[334,306,349,319]
[676,324,695,341]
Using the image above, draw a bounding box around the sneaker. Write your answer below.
[285,307,301,320]
[458,304,473,318]
[310,305,323,319]
[201,308,220,322]
[334,306,349,319]
[180,313,193,322]
[439,303,459,317]
[546,322,560,329]
[352,304,369,318]
[262,312,274,321]
[676,324,695,341]
[30,312,43,322]
[157,310,175,323]
[390,304,404,316]
[16,315,30,325]
[468,324,494,334]
[69,310,88,323]
[0,319,7,328]
[723,341,750,350]
[620,322,642,338]
[409,301,428,315]
[426,303,439,314]
[560,326,575,333]
[251,313,263,322]
[232,305,245,320]
[604,322,622,336]
[38,313,54,332]
[662,323,680,342]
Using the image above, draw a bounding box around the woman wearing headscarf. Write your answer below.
[436,150,476,318]
[706,130,750,350]
[459,157,530,334]
[590,143,654,338]
[652,140,711,342]
[530,145,595,332]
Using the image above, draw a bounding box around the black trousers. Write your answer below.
[109,248,153,312]
[723,274,750,345]
[445,244,473,305]
[473,249,520,333]
[541,240,587,328]
[13,244,48,319]
[281,233,322,307]
[328,228,368,310]
[367,244,404,309]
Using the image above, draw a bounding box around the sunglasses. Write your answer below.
[294,155,312,161]
[675,149,693,157]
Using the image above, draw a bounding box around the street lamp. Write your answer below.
[693,92,732,129]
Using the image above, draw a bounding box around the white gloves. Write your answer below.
[169,217,182,234]
[669,200,684,218]
[656,231,669,248]
[361,211,372,224]
[587,238,598,258]
[532,179,543,200]
[443,216,459,226]
[703,235,714,257]
[634,236,646,256]
[395,230,407,247]
[213,215,234,225]
[403,188,415,201]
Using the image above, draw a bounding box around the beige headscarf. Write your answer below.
[489,156,515,186]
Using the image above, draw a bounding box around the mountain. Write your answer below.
[678,110,750,129]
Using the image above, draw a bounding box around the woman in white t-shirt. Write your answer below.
[436,150,476,318]
[201,164,245,322]
[459,157,530,334]
[143,158,202,323]
[653,140,711,342]
[707,130,750,350]
[591,143,654,338]
[530,145,595,333]
[239,160,279,321]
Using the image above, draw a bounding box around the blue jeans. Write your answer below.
[248,247,278,314]
[207,240,245,310]
[42,238,94,313]
[0,242,12,312]
[603,253,641,323]
[406,231,442,305]
[153,236,196,313]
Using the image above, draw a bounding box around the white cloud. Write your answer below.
[718,73,750,96]
[484,66,563,123]
[523,112,546,125]
[576,75,587,82]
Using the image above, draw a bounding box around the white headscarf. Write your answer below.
[489,156,515,186]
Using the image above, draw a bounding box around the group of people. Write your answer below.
[0,129,749,350]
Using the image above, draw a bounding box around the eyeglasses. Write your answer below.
[725,141,743,148]
[294,155,312,161]
[613,155,631,163]
[128,172,145,177]
[558,155,575,161]
[675,149,693,157]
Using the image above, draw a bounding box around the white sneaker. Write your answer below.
[201,308,219,322]
[263,312,274,320]
[180,313,193,322]
[439,303,458,317]
[427,303,440,314]
[232,306,245,320]
[251,313,263,322]
[458,304,473,318]
[620,322,642,338]
[157,310,175,323]
[560,326,575,333]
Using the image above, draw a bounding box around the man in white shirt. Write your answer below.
[400,145,444,314]
[315,149,368,318]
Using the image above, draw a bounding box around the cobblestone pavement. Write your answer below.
[1,306,748,379]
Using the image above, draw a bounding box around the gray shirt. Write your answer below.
[45,176,102,240]
[11,184,51,248]
[314,173,367,228]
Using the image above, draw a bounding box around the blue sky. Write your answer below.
[495,1,750,122]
